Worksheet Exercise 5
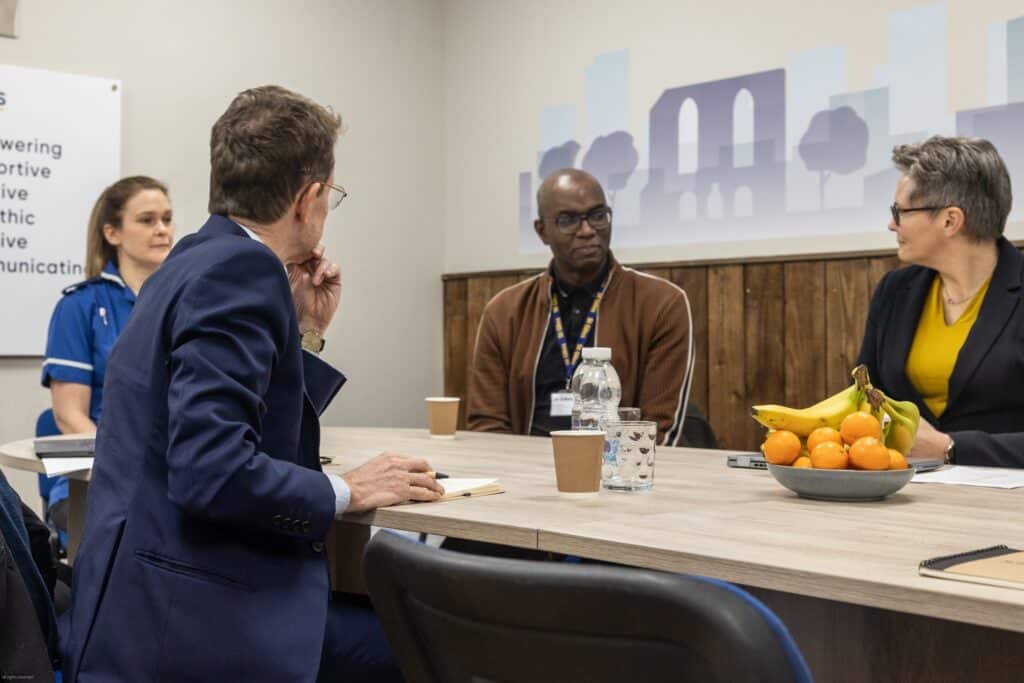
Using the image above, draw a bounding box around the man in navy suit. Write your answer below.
[62,85,444,682]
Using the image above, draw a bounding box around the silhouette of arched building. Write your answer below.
[642,68,786,227]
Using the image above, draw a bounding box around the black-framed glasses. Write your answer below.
[549,206,613,235]
[890,202,944,226]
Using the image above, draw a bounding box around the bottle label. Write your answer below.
[604,436,619,465]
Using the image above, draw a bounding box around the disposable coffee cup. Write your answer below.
[550,430,604,493]
[425,397,460,438]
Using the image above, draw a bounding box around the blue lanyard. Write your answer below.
[550,272,611,386]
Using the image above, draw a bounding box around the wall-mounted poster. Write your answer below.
[515,5,1024,255]
[0,64,121,355]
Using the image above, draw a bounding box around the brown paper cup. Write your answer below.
[551,430,604,493]
[426,397,460,438]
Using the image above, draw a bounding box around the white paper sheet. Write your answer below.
[40,457,94,477]
[911,465,1024,489]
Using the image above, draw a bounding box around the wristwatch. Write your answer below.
[300,330,325,354]
[943,436,956,464]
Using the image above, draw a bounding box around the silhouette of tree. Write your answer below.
[799,106,869,210]
[582,131,639,202]
[538,140,581,181]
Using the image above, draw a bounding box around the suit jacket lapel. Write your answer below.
[947,238,1024,411]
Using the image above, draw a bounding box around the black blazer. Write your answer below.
[857,237,1024,467]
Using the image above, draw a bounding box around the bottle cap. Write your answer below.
[581,347,611,361]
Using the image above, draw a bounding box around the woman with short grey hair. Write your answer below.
[857,135,1024,467]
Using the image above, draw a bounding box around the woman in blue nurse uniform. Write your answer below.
[38,176,174,547]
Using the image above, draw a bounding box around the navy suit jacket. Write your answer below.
[64,216,346,682]
[857,237,1024,467]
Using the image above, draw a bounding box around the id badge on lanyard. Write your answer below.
[548,273,610,417]
[550,390,575,417]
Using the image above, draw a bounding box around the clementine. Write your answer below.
[888,448,908,470]
[848,436,889,470]
[792,455,812,468]
[763,430,801,465]
[840,411,882,445]
[807,427,843,453]
[810,441,848,469]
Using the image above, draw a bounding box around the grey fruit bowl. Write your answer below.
[767,463,915,502]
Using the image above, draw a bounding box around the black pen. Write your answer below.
[427,471,449,480]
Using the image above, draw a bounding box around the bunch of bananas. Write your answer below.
[750,365,921,455]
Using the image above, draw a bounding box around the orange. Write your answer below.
[888,448,908,470]
[807,427,843,453]
[848,437,889,470]
[792,455,812,468]
[810,441,848,469]
[763,430,801,465]
[840,412,882,445]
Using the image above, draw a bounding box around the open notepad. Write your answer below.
[919,545,1024,590]
[436,478,504,501]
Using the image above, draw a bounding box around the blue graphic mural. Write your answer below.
[518,3,1024,252]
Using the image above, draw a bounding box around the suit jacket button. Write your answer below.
[312,542,325,552]
[292,520,302,533]
[282,516,292,527]
[302,521,311,534]
[272,514,282,528]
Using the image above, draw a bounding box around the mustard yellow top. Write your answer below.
[905,274,991,417]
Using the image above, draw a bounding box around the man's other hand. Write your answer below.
[289,243,341,335]
[342,453,445,512]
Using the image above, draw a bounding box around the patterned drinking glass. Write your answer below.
[602,420,657,491]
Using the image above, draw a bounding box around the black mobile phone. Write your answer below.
[726,453,767,470]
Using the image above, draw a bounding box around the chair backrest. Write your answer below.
[364,531,811,683]
[681,402,719,449]
[35,409,60,504]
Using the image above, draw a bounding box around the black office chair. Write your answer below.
[364,531,811,683]
[680,402,719,449]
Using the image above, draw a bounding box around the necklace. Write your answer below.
[941,281,983,306]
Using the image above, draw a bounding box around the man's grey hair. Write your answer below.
[892,135,1012,242]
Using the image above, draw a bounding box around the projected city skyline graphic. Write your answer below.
[518,3,1024,252]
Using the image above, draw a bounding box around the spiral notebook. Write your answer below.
[919,545,1024,590]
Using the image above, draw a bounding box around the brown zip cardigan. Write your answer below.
[467,254,694,445]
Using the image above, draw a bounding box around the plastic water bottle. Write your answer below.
[570,347,622,429]
[570,347,622,476]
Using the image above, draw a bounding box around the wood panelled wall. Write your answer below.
[443,252,900,452]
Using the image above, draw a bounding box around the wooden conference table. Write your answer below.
[4,427,1024,681]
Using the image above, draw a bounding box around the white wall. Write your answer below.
[0,0,445,508]
[441,0,1024,273]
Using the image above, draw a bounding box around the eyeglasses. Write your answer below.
[890,202,944,226]
[319,181,348,211]
[311,181,348,210]
[549,206,613,235]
